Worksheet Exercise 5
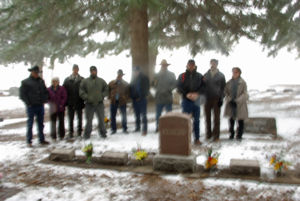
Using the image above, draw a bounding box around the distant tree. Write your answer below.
[0,0,299,79]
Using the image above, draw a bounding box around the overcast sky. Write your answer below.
[0,37,299,91]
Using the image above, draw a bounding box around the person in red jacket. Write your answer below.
[48,77,67,140]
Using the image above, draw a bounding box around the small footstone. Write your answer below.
[230,159,260,176]
[100,151,128,166]
[49,148,75,161]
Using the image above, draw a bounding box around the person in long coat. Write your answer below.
[224,67,249,140]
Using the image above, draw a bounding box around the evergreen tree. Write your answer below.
[0,0,299,78]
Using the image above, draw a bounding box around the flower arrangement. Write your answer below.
[269,153,291,175]
[82,143,93,164]
[132,144,148,162]
[134,150,148,161]
[205,147,220,171]
[104,117,110,129]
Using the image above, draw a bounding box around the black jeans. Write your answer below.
[229,117,244,139]
[50,111,65,139]
[67,106,83,137]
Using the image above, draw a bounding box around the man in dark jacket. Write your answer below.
[203,59,226,141]
[130,66,150,135]
[108,69,130,134]
[63,64,85,139]
[177,59,204,145]
[153,59,176,132]
[80,66,108,139]
[19,65,49,147]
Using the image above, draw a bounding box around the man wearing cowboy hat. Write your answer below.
[19,65,49,147]
[153,59,177,132]
[108,69,130,134]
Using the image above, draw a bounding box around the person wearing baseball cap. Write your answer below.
[177,59,204,145]
[20,65,49,147]
[79,65,108,139]
[108,69,130,134]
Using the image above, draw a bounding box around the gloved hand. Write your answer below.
[230,100,237,108]
[218,99,223,107]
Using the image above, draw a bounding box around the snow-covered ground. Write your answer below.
[1,85,300,200]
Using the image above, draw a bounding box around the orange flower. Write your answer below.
[104,117,110,123]
[274,162,281,171]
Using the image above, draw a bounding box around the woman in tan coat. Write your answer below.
[224,67,248,140]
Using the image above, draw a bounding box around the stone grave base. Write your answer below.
[40,155,300,185]
[153,154,196,173]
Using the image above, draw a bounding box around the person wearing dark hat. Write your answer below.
[63,64,85,139]
[108,69,130,134]
[203,59,226,142]
[19,65,50,147]
[177,59,204,145]
[153,59,176,132]
[130,66,150,135]
[79,66,108,139]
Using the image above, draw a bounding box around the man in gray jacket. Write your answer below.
[153,59,177,132]
[80,66,108,139]
[203,59,226,141]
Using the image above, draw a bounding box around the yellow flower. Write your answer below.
[274,162,281,171]
[82,143,93,153]
[270,156,276,165]
[134,150,148,161]
[210,158,218,166]
[205,157,218,169]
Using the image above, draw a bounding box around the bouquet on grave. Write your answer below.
[82,143,93,164]
[132,144,148,161]
[104,117,110,129]
[269,152,291,175]
[205,147,220,170]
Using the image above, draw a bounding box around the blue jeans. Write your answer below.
[156,103,172,129]
[132,98,147,132]
[26,105,45,144]
[110,101,127,132]
[182,98,200,141]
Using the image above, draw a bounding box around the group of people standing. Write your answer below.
[19,58,248,147]
[177,59,248,145]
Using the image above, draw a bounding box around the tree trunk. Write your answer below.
[129,3,149,79]
[148,46,158,82]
